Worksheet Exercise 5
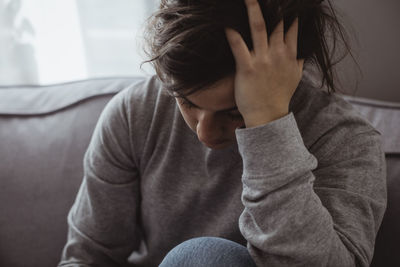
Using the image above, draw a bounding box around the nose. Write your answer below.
[196,115,225,145]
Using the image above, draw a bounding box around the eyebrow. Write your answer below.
[179,95,238,113]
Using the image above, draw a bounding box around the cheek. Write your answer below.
[179,108,197,130]
[184,113,243,134]
[183,113,196,125]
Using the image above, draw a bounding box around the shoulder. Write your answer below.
[295,74,386,204]
[102,75,168,122]
[113,75,161,109]
[121,74,172,115]
[92,75,166,149]
[293,74,382,162]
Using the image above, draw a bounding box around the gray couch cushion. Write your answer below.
[0,77,140,115]
[0,77,145,267]
[340,94,400,267]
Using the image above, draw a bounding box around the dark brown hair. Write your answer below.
[140,0,360,97]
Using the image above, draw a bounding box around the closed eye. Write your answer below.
[180,99,196,109]
[180,99,243,121]
[227,113,244,121]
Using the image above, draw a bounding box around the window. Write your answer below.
[0,0,157,86]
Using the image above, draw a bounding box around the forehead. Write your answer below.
[182,76,236,112]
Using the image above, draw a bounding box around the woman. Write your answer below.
[59,0,386,266]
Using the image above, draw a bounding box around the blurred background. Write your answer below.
[0,0,399,101]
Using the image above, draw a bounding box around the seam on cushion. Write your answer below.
[0,78,146,115]
[340,95,400,109]
[0,93,117,117]
[0,76,143,88]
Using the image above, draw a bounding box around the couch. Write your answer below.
[0,77,399,267]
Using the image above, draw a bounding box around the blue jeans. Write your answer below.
[159,237,257,267]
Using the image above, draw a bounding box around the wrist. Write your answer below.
[243,109,289,128]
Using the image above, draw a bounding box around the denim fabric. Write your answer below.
[159,237,257,267]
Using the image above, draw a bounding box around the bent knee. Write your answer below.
[159,236,257,267]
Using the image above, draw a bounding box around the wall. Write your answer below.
[331,0,400,102]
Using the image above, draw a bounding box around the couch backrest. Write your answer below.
[340,94,400,267]
[0,77,145,267]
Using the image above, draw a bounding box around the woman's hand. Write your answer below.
[225,0,305,128]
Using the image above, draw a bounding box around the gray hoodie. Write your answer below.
[59,74,387,267]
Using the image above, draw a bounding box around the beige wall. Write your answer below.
[327,0,400,102]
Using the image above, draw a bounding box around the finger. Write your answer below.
[225,27,252,70]
[269,18,284,48]
[285,17,299,58]
[244,0,269,55]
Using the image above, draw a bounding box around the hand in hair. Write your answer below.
[225,0,305,128]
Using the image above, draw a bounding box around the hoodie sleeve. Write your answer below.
[58,89,142,267]
[234,112,387,267]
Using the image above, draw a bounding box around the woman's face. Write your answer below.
[174,75,245,149]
